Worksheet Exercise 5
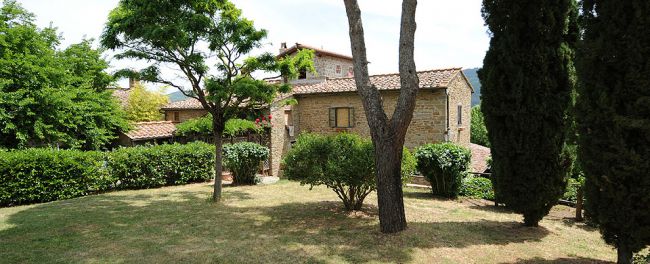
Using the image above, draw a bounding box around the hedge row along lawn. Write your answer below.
[0,180,626,263]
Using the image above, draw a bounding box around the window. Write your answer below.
[348,66,354,77]
[335,65,342,74]
[457,105,463,125]
[173,111,180,122]
[329,107,355,128]
[298,69,307,79]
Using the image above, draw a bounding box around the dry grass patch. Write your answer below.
[0,180,619,263]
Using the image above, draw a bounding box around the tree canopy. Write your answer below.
[479,0,578,226]
[124,84,169,122]
[0,0,128,150]
[577,0,650,262]
[101,0,314,201]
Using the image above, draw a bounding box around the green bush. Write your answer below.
[415,143,472,198]
[107,142,215,189]
[283,133,413,211]
[0,149,109,206]
[0,142,215,206]
[460,176,495,200]
[176,114,261,140]
[222,142,269,185]
[175,115,213,138]
[224,119,260,138]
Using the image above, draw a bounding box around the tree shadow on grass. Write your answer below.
[402,188,456,202]
[560,218,598,232]
[1,189,553,264]
[500,257,614,264]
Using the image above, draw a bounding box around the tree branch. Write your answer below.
[390,0,419,136]
[343,0,389,139]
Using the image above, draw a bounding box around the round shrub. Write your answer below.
[283,133,413,211]
[415,143,471,198]
[460,176,495,200]
[222,142,269,185]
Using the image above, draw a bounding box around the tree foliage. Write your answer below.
[471,105,489,147]
[478,0,578,226]
[283,133,416,211]
[0,1,128,150]
[577,1,650,262]
[124,84,169,122]
[101,0,314,201]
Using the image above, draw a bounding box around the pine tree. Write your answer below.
[577,1,650,263]
[478,0,578,226]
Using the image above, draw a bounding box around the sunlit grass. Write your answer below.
[0,180,618,263]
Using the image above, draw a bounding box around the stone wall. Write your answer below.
[446,74,473,147]
[293,90,448,149]
[308,55,354,79]
[164,109,208,123]
[269,104,289,177]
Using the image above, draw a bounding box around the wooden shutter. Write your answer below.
[349,108,355,127]
[329,108,336,128]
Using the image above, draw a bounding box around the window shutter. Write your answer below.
[349,108,355,127]
[329,108,336,128]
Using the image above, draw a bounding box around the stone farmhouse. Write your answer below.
[114,43,475,176]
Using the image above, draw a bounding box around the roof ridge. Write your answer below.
[134,121,174,125]
[325,67,463,81]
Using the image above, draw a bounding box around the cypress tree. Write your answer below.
[577,1,650,263]
[478,0,578,226]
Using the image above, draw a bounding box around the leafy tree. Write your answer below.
[478,0,578,226]
[470,105,489,147]
[101,0,313,202]
[342,0,419,233]
[577,1,650,263]
[0,1,128,150]
[124,84,169,122]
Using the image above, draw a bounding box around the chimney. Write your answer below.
[279,42,288,54]
[128,77,140,89]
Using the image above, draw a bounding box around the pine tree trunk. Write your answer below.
[375,139,407,233]
[343,0,418,234]
[575,186,583,221]
[212,128,224,202]
[617,244,633,264]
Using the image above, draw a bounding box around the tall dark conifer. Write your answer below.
[478,0,578,226]
[577,1,650,263]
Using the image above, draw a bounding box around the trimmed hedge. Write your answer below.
[0,149,109,206]
[222,142,269,185]
[415,143,472,198]
[107,143,215,190]
[0,142,215,206]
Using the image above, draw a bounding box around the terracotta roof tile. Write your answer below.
[160,68,463,109]
[161,98,204,110]
[278,43,353,61]
[111,88,131,107]
[125,121,177,141]
[291,68,462,95]
[470,143,491,173]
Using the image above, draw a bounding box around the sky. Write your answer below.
[15,0,490,90]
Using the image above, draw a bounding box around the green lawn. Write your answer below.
[0,180,618,263]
